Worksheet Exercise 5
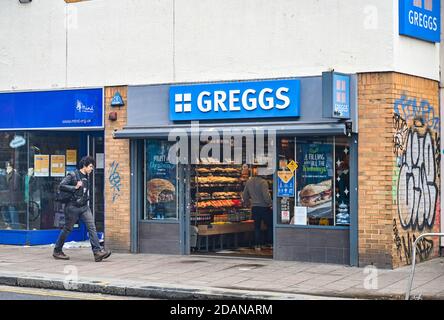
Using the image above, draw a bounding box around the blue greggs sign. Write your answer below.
[322,72,351,119]
[0,88,103,130]
[169,79,300,121]
[399,0,440,43]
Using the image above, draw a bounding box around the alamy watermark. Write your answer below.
[167,121,277,175]
[363,265,378,290]
[63,265,79,290]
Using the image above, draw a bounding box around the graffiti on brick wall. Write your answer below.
[393,219,403,261]
[393,94,440,130]
[396,127,438,230]
[393,114,409,159]
[392,93,440,265]
[109,161,122,203]
[393,219,434,263]
[401,232,434,264]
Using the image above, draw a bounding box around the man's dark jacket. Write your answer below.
[59,170,90,207]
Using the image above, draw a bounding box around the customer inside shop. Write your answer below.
[190,162,273,257]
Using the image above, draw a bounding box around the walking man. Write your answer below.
[53,156,111,262]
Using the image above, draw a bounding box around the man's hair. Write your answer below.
[79,156,96,169]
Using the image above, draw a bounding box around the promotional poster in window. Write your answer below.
[296,140,334,224]
[146,141,176,220]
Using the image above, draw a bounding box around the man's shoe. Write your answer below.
[53,251,70,260]
[94,249,111,262]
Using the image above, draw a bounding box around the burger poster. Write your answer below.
[146,141,176,219]
[296,142,334,221]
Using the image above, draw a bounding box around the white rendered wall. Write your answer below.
[0,0,67,91]
[0,0,440,91]
[393,0,440,81]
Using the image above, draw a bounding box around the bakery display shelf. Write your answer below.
[193,172,242,177]
[196,162,243,166]
[196,197,242,201]
[191,184,243,188]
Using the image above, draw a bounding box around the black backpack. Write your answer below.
[55,171,80,204]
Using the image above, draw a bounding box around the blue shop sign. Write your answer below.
[399,0,440,43]
[169,79,300,121]
[0,88,103,130]
[322,72,350,119]
[278,171,295,197]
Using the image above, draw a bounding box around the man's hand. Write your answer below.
[75,181,83,189]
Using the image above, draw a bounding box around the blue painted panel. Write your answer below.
[0,88,103,130]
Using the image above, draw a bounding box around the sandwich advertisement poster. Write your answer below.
[146,141,176,219]
[296,141,334,220]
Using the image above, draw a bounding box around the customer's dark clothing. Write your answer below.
[55,170,100,253]
[242,176,272,207]
[59,170,91,208]
[252,206,273,246]
[243,176,273,247]
[54,204,101,253]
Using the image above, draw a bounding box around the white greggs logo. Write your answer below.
[170,79,301,121]
[175,87,290,114]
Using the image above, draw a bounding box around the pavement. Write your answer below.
[0,243,442,300]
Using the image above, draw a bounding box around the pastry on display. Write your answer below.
[212,192,240,199]
[197,176,238,184]
[147,178,175,204]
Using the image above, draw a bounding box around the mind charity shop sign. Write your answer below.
[399,0,440,43]
[169,79,301,121]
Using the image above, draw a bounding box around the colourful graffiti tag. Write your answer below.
[394,94,440,130]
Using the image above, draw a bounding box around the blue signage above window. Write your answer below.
[399,0,441,43]
[322,72,351,119]
[169,79,300,121]
[0,88,103,130]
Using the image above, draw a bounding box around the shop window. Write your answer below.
[144,140,178,220]
[0,131,82,230]
[277,136,350,227]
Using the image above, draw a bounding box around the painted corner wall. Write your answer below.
[358,72,441,269]
[0,0,439,91]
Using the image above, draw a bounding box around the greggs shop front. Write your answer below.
[114,74,359,265]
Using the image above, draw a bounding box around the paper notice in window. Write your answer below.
[294,206,307,225]
[66,149,77,166]
[34,155,50,177]
[51,155,66,177]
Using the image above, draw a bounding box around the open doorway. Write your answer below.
[187,141,274,258]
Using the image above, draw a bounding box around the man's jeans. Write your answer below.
[252,206,273,246]
[54,204,101,254]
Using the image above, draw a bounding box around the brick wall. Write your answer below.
[358,72,441,269]
[104,86,131,252]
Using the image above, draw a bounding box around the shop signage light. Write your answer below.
[399,0,440,43]
[322,71,351,119]
[169,79,300,121]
